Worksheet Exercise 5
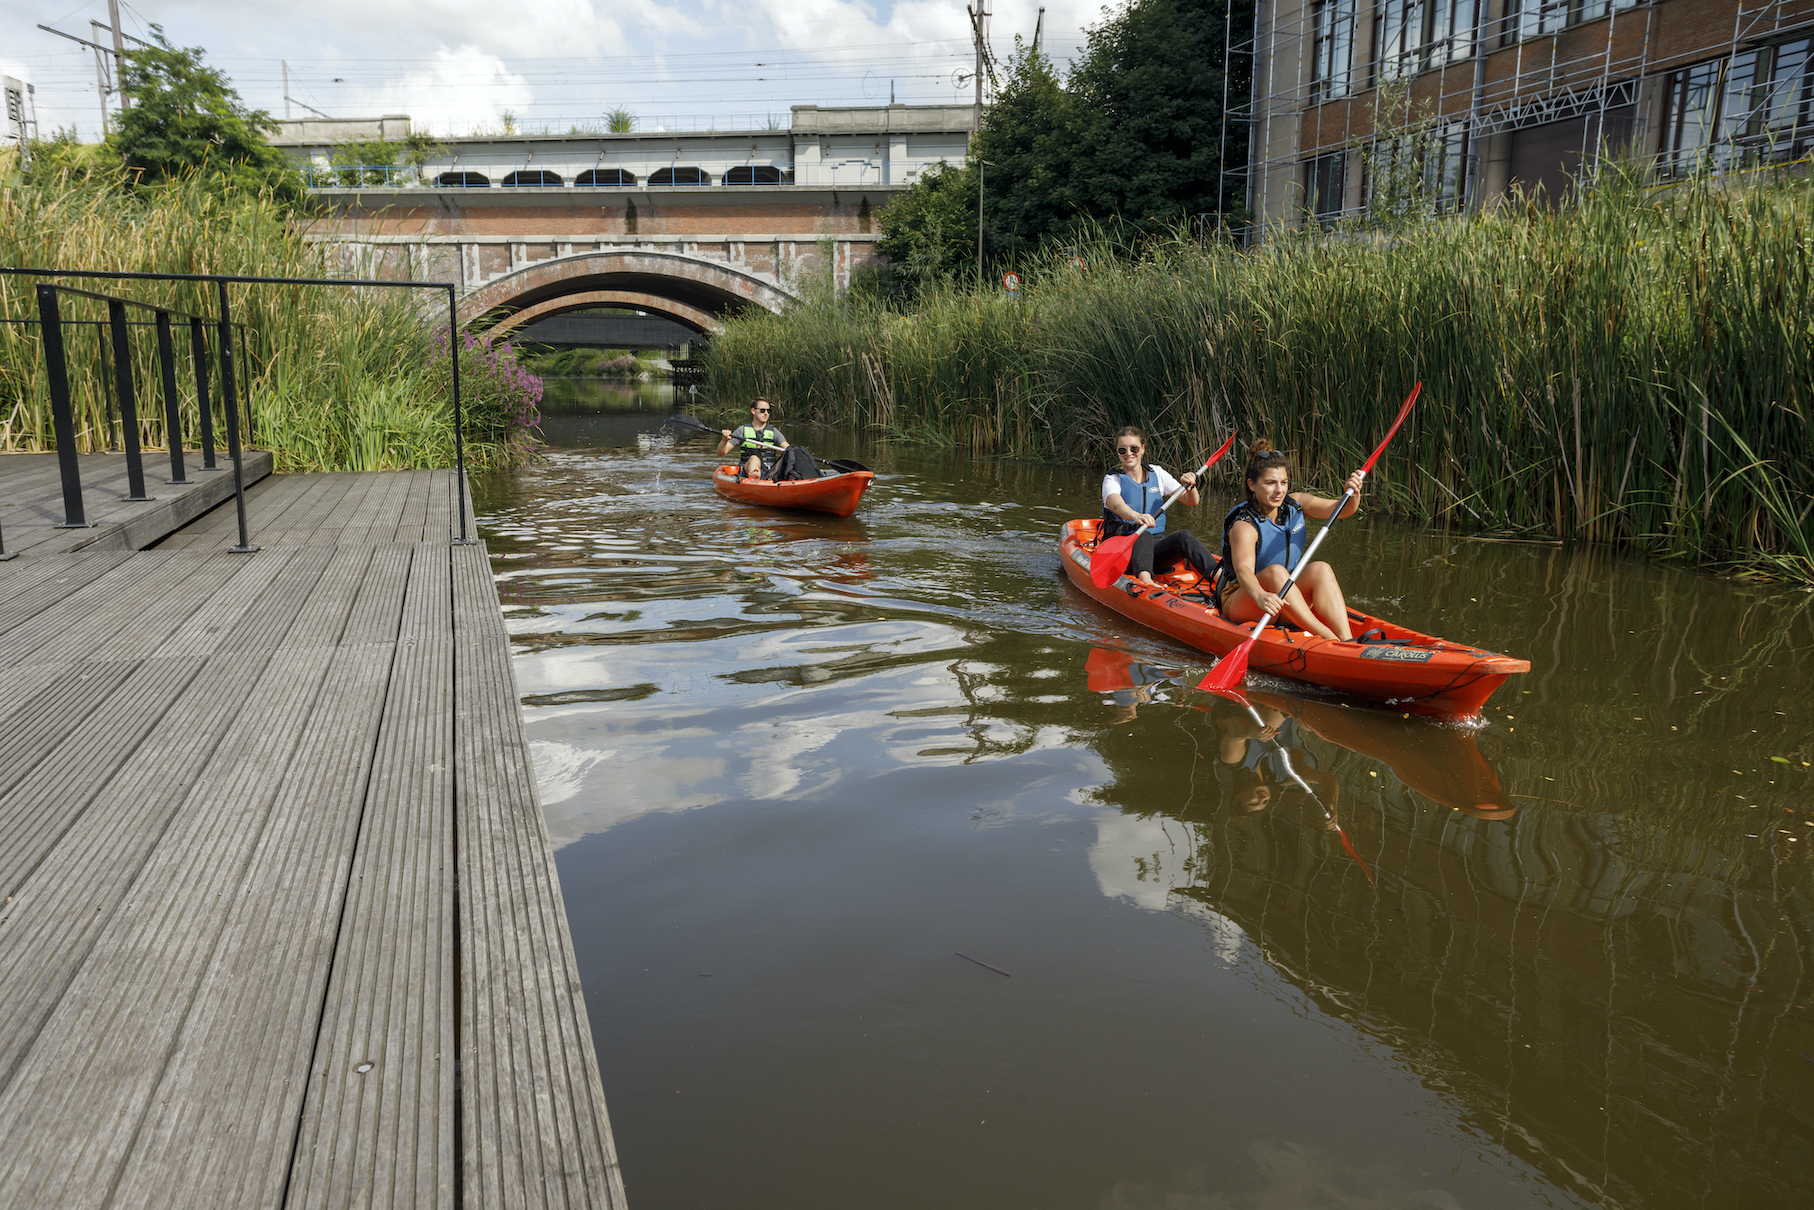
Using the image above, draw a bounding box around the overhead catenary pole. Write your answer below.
[103,4,128,108]
[282,61,290,120]
[1034,6,1045,55]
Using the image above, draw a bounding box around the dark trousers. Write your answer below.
[1128,529,1216,583]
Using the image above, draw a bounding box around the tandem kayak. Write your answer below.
[1060,518,1528,719]
[711,465,876,518]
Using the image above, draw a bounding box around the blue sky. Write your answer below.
[3,0,1103,140]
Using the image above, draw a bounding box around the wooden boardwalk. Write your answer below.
[0,450,274,555]
[0,468,627,1209]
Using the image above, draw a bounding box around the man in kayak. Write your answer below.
[1214,442,1365,642]
[717,398,788,479]
[1100,427,1216,588]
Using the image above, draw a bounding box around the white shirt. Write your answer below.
[1101,465,1183,513]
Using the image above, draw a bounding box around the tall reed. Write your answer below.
[0,163,534,470]
[706,170,1814,582]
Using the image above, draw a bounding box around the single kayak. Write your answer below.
[712,465,876,518]
[1060,518,1528,719]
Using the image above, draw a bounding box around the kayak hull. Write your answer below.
[1060,518,1527,719]
[712,465,876,517]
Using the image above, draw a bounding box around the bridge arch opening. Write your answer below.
[437,170,490,188]
[648,167,709,186]
[723,166,783,185]
[502,169,564,187]
[459,250,796,340]
[575,168,636,186]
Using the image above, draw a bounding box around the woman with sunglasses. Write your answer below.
[1214,441,1365,642]
[717,397,788,479]
[1100,426,1218,589]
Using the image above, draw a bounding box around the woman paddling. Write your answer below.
[1099,427,1218,589]
[1215,442,1365,642]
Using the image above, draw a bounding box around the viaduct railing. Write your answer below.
[0,267,474,555]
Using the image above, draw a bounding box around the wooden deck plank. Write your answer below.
[0,451,274,555]
[0,646,340,1208]
[287,542,456,1210]
[452,542,627,1210]
[0,550,134,633]
[0,468,625,1210]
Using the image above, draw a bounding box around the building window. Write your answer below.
[1505,0,1642,45]
[1661,38,1814,176]
[1311,0,1357,102]
[575,168,636,186]
[649,167,709,185]
[1372,0,1477,85]
[723,165,783,185]
[1304,152,1347,223]
[436,171,490,188]
[1366,123,1469,216]
[502,170,563,187]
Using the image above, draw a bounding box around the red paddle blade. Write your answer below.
[1200,683,1255,712]
[1085,647,1139,693]
[1197,633,1258,691]
[1336,826,1378,892]
[1360,382,1422,475]
[1089,534,1137,588]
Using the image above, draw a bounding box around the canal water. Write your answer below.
[472,382,1814,1210]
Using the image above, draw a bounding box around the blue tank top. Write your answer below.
[1106,470,1167,535]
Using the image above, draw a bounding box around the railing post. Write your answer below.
[449,286,476,545]
[36,285,91,529]
[96,322,116,449]
[216,282,258,553]
[107,299,153,502]
[155,311,189,484]
[189,316,218,469]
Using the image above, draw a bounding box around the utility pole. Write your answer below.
[966,3,992,134]
[1034,7,1046,55]
[105,2,128,108]
[283,61,290,120]
[976,160,993,289]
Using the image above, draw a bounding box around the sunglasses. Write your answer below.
[753,408,771,414]
[1116,445,1142,454]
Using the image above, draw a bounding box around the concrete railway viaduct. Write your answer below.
[283,104,974,338]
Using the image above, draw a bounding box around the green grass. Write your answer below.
[705,168,1814,583]
[1,160,533,471]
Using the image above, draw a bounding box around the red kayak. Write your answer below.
[1061,518,1528,719]
[712,465,876,518]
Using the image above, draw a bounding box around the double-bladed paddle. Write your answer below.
[661,413,872,474]
[1198,383,1422,692]
[1090,433,1239,589]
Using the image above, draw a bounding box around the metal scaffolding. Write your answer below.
[1226,0,1814,234]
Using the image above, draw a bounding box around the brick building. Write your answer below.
[1239,0,1814,227]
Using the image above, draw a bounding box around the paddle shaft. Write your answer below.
[1238,702,1328,814]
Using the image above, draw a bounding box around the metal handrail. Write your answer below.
[0,267,472,550]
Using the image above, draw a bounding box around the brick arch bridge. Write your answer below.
[458,250,797,336]
[302,182,900,338]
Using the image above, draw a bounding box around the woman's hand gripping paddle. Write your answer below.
[1090,433,1238,589]
[1197,384,1421,692]
[661,414,872,474]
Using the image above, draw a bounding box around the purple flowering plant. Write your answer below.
[430,328,544,460]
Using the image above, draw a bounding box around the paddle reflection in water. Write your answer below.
[1077,650,1809,1210]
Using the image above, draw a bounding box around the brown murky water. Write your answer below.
[472,384,1814,1210]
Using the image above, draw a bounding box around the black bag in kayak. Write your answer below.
[772,446,822,481]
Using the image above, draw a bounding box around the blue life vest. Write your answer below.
[1216,498,1304,593]
[1101,469,1169,537]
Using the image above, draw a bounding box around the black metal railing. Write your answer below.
[0,267,473,551]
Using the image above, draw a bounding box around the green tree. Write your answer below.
[1065,0,1249,230]
[328,132,447,187]
[108,26,305,205]
[876,159,978,287]
[972,39,1080,259]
